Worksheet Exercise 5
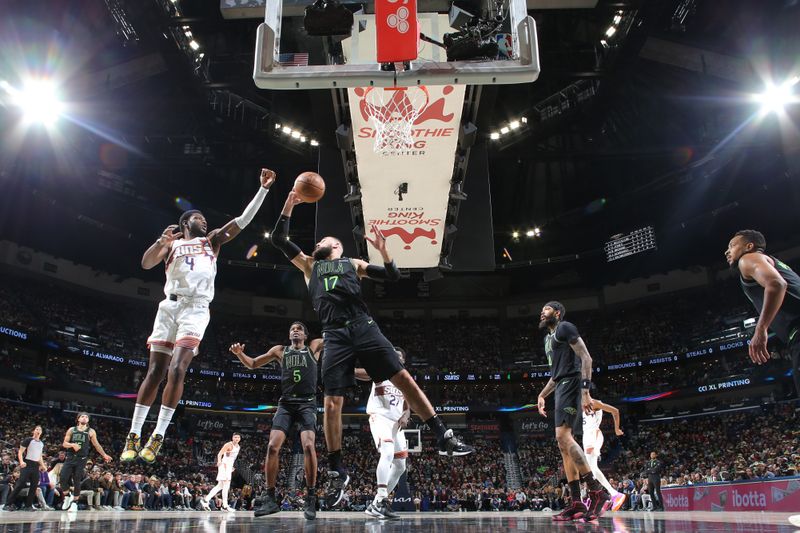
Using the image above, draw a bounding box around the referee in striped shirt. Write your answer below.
[7,426,46,511]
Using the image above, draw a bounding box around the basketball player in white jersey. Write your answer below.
[199,433,242,511]
[582,399,626,512]
[355,348,410,520]
[121,168,276,464]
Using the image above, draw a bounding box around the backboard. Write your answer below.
[253,0,539,89]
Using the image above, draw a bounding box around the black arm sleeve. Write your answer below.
[270,215,303,260]
[365,261,401,282]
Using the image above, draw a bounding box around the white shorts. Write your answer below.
[216,463,233,482]
[146,297,210,356]
[369,414,408,458]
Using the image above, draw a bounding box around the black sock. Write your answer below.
[328,450,344,474]
[580,471,601,491]
[267,487,276,500]
[424,415,448,440]
[307,486,316,497]
[568,480,581,503]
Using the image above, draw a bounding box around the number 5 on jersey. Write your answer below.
[293,369,302,383]
[323,275,339,291]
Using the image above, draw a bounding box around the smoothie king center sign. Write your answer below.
[348,85,466,268]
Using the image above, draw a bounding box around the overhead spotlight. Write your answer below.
[500,126,509,134]
[263,231,270,239]
[600,39,608,48]
[198,53,205,59]
[605,26,617,37]
[282,126,292,134]
[300,135,307,142]
[511,231,520,239]
[525,230,535,237]
[291,131,301,139]
[521,116,528,124]
[189,40,200,50]
[755,78,799,114]
[184,29,193,38]
[509,120,520,129]
[274,123,281,129]
[10,79,63,126]
[490,132,500,140]
[534,227,541,237]
[613,14,622,24]
[310,139,319,146]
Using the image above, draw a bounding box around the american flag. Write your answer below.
[278,52,309,67]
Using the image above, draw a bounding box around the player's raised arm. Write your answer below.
[142,225,181,269]
[591,399,623,436]
[271,190,314,278]
[229,343,284,369]
[309,338,324,362]
[352,225,400,281]
[209,168,276,250]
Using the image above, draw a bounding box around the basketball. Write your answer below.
[294,171,326,203]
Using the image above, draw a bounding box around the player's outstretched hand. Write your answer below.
[229,343,245,357]
[365,224,387,253]
[260,168,276,189]
[103,454,113,463]
[158,225,181,247]
[537,396,547,417]
[615,428,624,436]
[286,190,304,206]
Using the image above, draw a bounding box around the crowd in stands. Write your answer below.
[0,273,760,376]
[3,270,789,411]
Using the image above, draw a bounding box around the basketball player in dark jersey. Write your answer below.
[726,230,800,397]
[229,322,322,520]
[536,302,610,522]
[60,412,113,510]
[271,190,472,508]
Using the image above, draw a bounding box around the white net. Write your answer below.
[361,87,430,154]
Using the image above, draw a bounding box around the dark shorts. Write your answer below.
[60,456,88,492]
[321,317,405,396]
[271,402,318,435]
[554,376,582,437]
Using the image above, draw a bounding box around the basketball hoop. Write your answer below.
[361,86,430,155]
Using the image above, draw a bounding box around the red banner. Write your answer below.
[375,0,418,62]
[662,477,800,512]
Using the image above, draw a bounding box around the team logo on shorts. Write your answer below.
[563,407,577,415]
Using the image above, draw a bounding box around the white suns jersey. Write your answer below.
[366,380,405,421]
[164,237,217,300]
[221,443,239,468]
[583,408,603,447]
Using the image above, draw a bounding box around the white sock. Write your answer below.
[374,441,394,502]
[130,403,150,437]
[387,458,406,494]
[154,405,175,437]
[589,455,618,496]
[222,481,231,507]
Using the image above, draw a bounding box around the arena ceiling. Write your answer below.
[0,0,798,295]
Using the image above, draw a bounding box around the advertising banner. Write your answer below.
[662,477,800,512]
